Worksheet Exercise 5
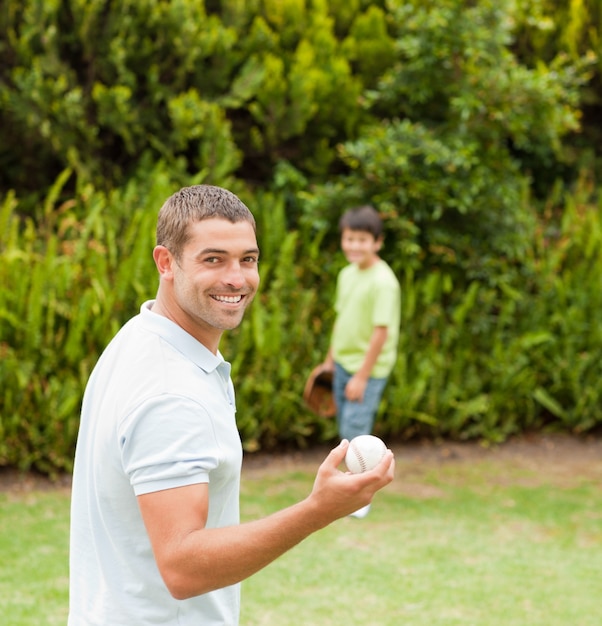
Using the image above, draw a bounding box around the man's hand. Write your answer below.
[306,439,395,524]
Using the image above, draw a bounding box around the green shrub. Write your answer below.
[1,0,595,208]
[0,0,600,471]
[380,179,602,443]
[0,0,392,198]
[0,169,340,471]
[2,171,602,473]
[0,170,166,473]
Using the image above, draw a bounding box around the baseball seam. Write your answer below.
[352,443,367,472]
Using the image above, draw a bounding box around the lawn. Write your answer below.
[0,487,70,626]
[1,435,601,625]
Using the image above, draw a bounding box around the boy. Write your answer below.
[322,206,401,516]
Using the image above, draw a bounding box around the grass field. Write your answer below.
[1,436,601,625]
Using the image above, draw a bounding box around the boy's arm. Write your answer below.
[322,347,335,370]
[322,322,337,370]
[345,325,388,402]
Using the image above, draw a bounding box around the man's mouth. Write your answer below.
[212,294,243,304]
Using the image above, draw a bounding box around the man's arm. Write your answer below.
[344,325,388,402]
[138,439,394,599]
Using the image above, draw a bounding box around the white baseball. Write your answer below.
[345,435,387,474]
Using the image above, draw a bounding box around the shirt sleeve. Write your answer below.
[372,275,400,328]
[118,394,221,496]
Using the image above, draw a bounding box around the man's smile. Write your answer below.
[211,294,244,304]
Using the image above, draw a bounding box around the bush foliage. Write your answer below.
[2,169,602,474]
[0,0,601,473]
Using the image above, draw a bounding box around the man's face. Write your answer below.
[170,218,260,340]
[340,228,381,269]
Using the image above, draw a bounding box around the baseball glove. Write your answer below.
[303,364,336,418]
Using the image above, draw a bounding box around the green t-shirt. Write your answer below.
[332,259,401,378]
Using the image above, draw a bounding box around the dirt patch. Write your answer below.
[1,433,601,494]
[0,467,72,494]
[241,433,602,491]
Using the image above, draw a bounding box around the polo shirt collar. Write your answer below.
[139,300,227,375]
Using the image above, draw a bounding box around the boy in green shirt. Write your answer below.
[322,206,401,508]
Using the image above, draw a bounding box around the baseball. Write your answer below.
[345,435,387,473]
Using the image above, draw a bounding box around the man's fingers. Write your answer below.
[327,439,349,468]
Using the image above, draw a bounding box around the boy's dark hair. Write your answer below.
[338,205,383,239]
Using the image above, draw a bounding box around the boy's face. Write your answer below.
[340,228,382,269]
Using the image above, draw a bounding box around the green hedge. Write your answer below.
[1,0,596,204]
[1,0,601,474]
[382,178,602,442]
[2,171,602,474]
[0,170,164,473]
[0,0,386,197]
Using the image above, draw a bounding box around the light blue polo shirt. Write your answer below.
[69,301,243,626]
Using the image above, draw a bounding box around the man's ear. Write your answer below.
[153,245,175,278]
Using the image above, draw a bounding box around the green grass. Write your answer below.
[1,452,601,626]
[0,488,70,626]
[239,457,602,626]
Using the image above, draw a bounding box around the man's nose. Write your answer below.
[223,262,246,288]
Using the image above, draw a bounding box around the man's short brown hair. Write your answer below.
[156,185,256,259]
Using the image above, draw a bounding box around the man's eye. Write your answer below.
[243,257,259,264]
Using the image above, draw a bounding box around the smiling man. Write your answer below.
[68,185,395,626]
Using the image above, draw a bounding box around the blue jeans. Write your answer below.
[333,362,388,441]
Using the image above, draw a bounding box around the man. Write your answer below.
[69,185,395,625]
